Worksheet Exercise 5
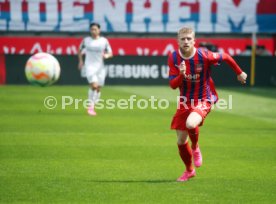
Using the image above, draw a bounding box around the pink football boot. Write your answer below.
[192,146,202,168]
[177,169,196,182]
[87,105,97,116]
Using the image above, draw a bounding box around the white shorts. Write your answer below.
[80,66,86,78]
[84,65,106,86]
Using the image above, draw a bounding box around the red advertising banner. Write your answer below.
[0,36,274,56]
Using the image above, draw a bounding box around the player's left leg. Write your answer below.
[87,82,99,116]
[186,112,201,151]
[186,102,212,167]
[90,83,101,104]
[176,130,196,182]
[92,68,106,107]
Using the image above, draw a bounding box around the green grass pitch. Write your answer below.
[0,85,275,203]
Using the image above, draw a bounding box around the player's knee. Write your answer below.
[176,131,188,145]
[91,85,97,90]
[177,137,187,145]
[186,121,197,130]
[186,112,202,129]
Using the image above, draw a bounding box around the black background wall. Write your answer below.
[4,55,276,87]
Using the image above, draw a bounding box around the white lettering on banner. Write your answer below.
[131,0,163,32]
[94,0,127,32]
[137,47,159,56]
[166,0,195,31]
[3,46,14,54]
[106,65,161,79]
[124,65,132,78]
[28,42,79,55]
[216,0,259,32]
[8,0,25,30]
[66,46,78,55]
[0,0,262,32]
[197,0,213,32]
[30,43,57,54]
[74,0,90,18]
[30,43,43,54]
[1,34,273,55]
[59,0,89,31]
[161,65,169,79]
[0,0,7,30]
[118,49,125,55]
[162,44,175,56]
[3,46,25,54]
[27,0,58,31]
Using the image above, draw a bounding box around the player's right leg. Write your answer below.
[87,75,99,116]
[186,102,212,167]
[176,130,196,182]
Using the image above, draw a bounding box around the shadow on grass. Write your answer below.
[88,179,177,184]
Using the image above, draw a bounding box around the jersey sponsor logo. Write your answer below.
[184,73,200,81]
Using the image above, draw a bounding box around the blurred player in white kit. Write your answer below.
[78,22,113,116]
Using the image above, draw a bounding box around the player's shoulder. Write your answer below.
[197,47,214,59]
[197,47,209,55]
[100,36,107,39]
[168,50,179,67]
[99,36,109,42]
[82,36,92,43]
[197,47,223,62]
[168,50,178,58]
[83,36,91,40]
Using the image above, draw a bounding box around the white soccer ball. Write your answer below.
[25,52,61,86]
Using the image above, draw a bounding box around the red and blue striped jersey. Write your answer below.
[168,48,222,104]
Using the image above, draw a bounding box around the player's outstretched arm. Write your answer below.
[237,72,247,84]
[222,53,247,85]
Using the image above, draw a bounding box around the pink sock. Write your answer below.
[177,142,193,172]
[188,127,199,150]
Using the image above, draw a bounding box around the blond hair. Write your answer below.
[177,27,195,38]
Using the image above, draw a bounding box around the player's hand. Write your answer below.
[237,72,247,84]
[179,61,186,75]
[78,61,83,70]
[103,53,109,59]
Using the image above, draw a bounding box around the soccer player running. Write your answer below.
[168,27,247,182]
[78,22,113,116]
